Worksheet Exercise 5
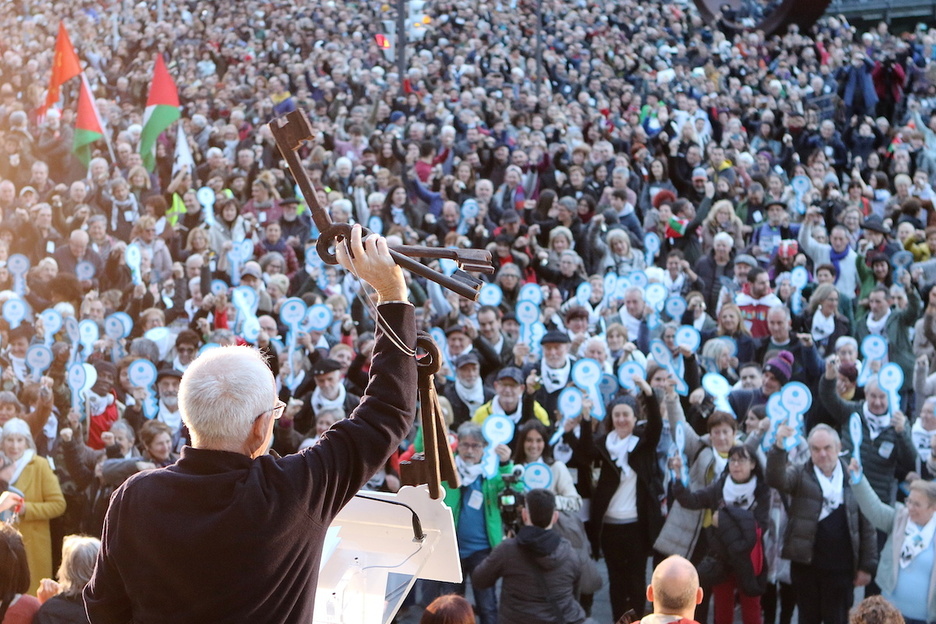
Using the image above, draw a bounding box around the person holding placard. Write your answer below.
[819,356,914,505]
[566,375,662,622]
[472,368,549,446]
[656,381,763,622]
[523,331,576,425]
[798,208,861,300]
[855,271,921,394]
[767,424,877,624]
[848,458,936,624]
[513,421,582,514]
[668,445,770,624]
[438,422,520,624]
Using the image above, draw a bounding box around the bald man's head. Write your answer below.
[647,555,702,617]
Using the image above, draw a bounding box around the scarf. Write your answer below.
[864,402,892,441]
[87,391,115,417]
[490,395,523,422]
[813,461,844,521]
[722,476,758,509]
[455,454,486,487]
[664,272,686,297]
[712,451,729,480]
[605,431,639,476]
[158,400,182,433]
[620,310,641,343]
[541,359,571,394]
[390,206,408,226]
[900,514,936,568]
[172,355,189,373]
[866,309,891,335]
[9,449,33,486]
[911,420,936,464]
[110,194,139,231]
[311,384,347,414]
[285,369,305,393]
[811,309,836,343]
[9,355,26,383]
[829,245,849,282]
[455,379,485,416]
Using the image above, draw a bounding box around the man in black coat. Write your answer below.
[472,489,589,624]
[441,352,495,428]
[84,225,417,623]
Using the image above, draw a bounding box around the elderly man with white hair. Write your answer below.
[84,225,417,623]
[696,231,736,311]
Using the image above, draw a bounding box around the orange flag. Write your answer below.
[40,21,81,115]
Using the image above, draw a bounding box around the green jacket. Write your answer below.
[443,462,523,550]
[855,285,921,382]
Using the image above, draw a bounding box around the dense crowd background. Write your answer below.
[1,0,936,623]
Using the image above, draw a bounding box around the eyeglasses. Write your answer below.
[458,442,485,450]
[256,400,287,421]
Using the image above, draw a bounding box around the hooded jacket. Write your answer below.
[472,524,588,624]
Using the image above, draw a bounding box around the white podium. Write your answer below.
[313,485,461,624]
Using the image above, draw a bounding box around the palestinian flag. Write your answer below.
[72,74,105,167]
[139,54,180,172]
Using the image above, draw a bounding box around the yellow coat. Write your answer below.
[14,454,66,595]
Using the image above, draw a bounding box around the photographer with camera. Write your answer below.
[436,422,524,624]
[473,488,594,624]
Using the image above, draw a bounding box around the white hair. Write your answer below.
[713,232,734,248]
[179,345,274,448]
[1,418,34,449]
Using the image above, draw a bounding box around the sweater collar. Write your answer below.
[175,446,255,474]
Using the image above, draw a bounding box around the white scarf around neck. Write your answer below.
[811,309,835,342]
[605,431,639,476]
[911,419,936,463]
[864,402,891,441]
[9,449,33,486]
[722,475,757,509]
[158,400,182,433]
[866,309,891,335]
[900,513,936,568]
[455,379,485,415]
[712,451,729,480]
[541,358,571,394]
[813,461,844,521]
[311,384,347,415]
[455,454,486,487]
[490,395,523,423]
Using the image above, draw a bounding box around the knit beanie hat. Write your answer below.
[763,351,794,385]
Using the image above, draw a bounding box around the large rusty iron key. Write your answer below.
[271,110,494,300]
[399,333,460,500]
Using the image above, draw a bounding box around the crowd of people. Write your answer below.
[0,0,936,623]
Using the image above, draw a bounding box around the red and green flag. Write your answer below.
[139,54,180,172]
[72,74,105,167]
[40,21,81,116]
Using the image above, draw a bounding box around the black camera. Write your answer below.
[497,465,525,537]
